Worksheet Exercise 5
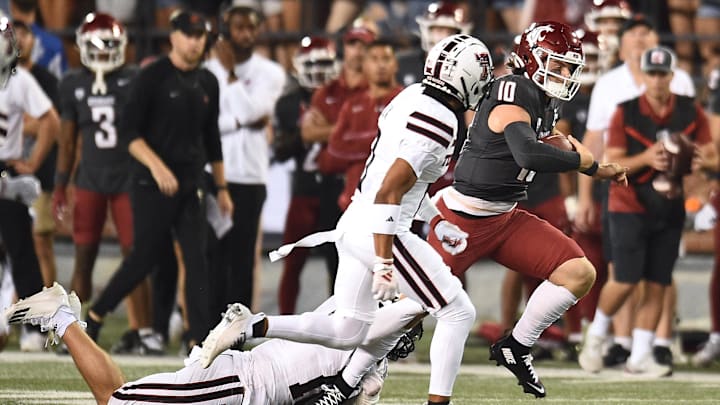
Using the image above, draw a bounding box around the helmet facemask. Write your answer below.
[530,46,584,101]
[0,18,18,89]
[293,52,339,89]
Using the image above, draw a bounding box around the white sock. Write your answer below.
[628,328,654,365]
[428,292,475,396]
[512,281,577,347]
[342,300,424,388]
[614,336,632,350]
[53,307,78,339]
[588,309,611,338]
[568,332,583,344]
[710,332,720,344]
[653,337,672,348]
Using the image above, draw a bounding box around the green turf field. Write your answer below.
[1,321,720,405]
[1,354,719,404]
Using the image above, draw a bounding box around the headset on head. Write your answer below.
[217,1,262,39]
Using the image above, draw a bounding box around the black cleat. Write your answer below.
[308,384,347,405]
[85,316,102,342]
[111,330,140,354]
[489,334,546,398]
[653,346,673,375]
[602,343,630,368]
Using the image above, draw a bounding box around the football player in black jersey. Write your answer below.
[427,21,627,398]
[54,13,159,354]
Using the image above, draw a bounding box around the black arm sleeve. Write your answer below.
[203,73,223,163]
[504,121,581,173]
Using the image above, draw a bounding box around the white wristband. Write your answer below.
[370,203,401,235]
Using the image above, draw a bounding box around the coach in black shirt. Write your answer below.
[87,10,233,347]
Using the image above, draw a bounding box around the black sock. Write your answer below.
[85,317,102,342]
[251,318,266,338]
[333,375,354,398]
[508,333,531,350]
[427,401,450,405]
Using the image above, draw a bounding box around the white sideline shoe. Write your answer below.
[579,333,605,373]
[692,339,720,367]
[625,353,672,377]
[199,303,255,368]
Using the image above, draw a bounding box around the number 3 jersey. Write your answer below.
[59,66,138,193]
[454,74,560,203]
[342,83,459,233]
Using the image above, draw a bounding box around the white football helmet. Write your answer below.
[0,17,18,89]
[422,34,493,110]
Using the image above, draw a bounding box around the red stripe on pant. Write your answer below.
[278,196,320,314]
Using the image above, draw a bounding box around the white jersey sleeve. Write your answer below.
[0,67,52,160]
[16,67,52,119]
[348,84,458,232]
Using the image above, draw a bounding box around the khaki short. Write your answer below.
[31,192,55,234]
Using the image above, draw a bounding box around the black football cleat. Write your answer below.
[489,334,546,398]
[603,343,630,368]
[308,384,347,405]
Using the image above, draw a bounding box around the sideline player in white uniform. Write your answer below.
[4,283,425,405]
[200,34,494,405]
[0,16,59,351]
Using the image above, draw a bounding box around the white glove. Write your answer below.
[694,202,717,232]
[1,175,41,206]
[434,219,468,255]
[372,260,399,301]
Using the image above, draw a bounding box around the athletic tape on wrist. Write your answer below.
[370,204,401,235]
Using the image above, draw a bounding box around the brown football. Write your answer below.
[540,133,575,151]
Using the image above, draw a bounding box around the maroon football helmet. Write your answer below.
[293,36,340,89]
[511,21,585,101]
[575,29,599,85]
[586,0,632,33]
[416,1,472,51]
[0,16,18,89]
[77,12,127,74]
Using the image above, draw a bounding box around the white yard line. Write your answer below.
[3,351,720,384]
[388,362,720,384]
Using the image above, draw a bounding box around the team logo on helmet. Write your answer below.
[525,25,554,48]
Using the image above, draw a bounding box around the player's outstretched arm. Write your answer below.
[63,323,126,405]
[371,159,417,301]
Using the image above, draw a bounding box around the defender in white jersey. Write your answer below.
[0,17,59,350]
[200,34,494,405]
[5,283,425,405]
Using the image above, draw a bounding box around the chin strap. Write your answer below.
[92,70,107,95]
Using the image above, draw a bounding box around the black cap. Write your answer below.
[619,14,653,37]
[170,10,210,36]
[641,46,676,73]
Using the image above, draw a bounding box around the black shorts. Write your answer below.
[608,212,682,285]
[600,181,612,263]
